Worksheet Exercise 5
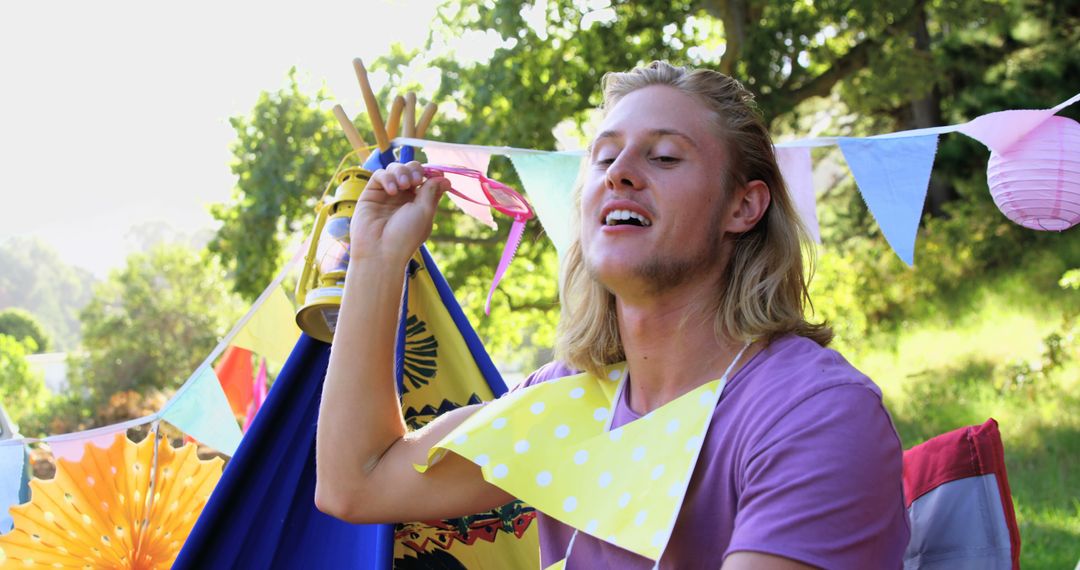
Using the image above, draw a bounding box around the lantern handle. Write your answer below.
[318,147,374,202]
[296,204,330,308]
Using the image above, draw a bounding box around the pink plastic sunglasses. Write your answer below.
[422,164,534,222]
[420,163,533,315]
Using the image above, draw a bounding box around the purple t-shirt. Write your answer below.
[515,334,909,569]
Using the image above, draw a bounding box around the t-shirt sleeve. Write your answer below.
[508,361,578,393]
[726,384,909,569]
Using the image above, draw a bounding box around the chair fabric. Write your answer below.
[902,419,1021,570]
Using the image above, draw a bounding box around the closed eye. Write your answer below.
[652,156,680,164]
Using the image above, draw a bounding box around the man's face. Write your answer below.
[581,85,732,297]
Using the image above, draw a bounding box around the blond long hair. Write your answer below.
[555,61,832,377]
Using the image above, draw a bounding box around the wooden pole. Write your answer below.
[403,92,417,138]
[415,102,438,139]
[331,105,367,152]
[386,95,406,140]
[352,58,391,151]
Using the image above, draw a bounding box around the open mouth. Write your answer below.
[603,209,652,227]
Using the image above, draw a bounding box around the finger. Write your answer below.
[417,176,451,214]
[390,161,425,190]
[408,162,424,187]
[385,163,416,193]
[385,162,420,192]
[369,168,400,195]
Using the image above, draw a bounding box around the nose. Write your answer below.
[605,152,643,191]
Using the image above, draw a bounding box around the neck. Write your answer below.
[615,281,755,415]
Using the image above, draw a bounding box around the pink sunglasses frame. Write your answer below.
[422,164,534,222]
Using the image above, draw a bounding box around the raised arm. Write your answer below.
[315,161,514,524]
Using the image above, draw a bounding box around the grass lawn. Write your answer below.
[843,267,1079,569]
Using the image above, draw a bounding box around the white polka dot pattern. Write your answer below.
[415,363,724,562]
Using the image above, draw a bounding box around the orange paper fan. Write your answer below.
[0,431,223,568]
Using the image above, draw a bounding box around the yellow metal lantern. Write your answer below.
[295,165,371,342]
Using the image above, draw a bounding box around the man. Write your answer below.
[316,61,909,569]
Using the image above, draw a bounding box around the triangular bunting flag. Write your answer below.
[243,358,268,432]
[231,286,301,369]
[215,345,255,419]
[838,134,939,266]
[508,151,584,256]
[0,443,25,533]
[775,147,821,243]
[422,146,498,229]
[162,366,243,455]
[175,247,538,569]
[418,366,720,562]
[956,92,1080,154]
[47,424,130,462]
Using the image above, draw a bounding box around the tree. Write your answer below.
[0,308,51,354]
[69,244,244,420]
[209,68,356,300]
[0,334,47,424]
[207,1,1078,365]
[0,237,95,350]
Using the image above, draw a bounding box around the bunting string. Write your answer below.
[0,239,307,454]
[398,91,1080,154]
[399,90,1079,265]
[3,92,1077,523]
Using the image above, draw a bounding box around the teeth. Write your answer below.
[604,209,651,226]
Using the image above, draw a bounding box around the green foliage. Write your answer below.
[0,237,95,350]
[0,334,47,425]
[67,244,244,421]
[844,240,1080,569]
[811,164,1080,355]
[423,0,954,134]
[0,308,51,354]
[1060,269,1080,290]
[209,68,355,300]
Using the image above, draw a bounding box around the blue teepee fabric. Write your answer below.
[173,334,395,569]
[175,246,507,569]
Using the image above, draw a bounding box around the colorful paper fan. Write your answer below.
[0,431,223,568]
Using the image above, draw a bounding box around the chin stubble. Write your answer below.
[587,228,726,296]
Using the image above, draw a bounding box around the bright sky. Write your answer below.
[0,0,447,277]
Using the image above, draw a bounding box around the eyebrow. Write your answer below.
[590,128,699,153]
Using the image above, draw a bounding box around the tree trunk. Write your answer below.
[904,3,958,218]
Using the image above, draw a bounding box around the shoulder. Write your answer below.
[513,361,579,392]
[718,334,900,471]
[717,337,909,566]
[727,334,883,414]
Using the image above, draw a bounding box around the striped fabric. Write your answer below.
[902,419,1020,569]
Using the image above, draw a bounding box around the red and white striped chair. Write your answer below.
[902,419,1021,569]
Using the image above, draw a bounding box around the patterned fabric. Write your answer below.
[419,364,728,564]
[517,336,909,569]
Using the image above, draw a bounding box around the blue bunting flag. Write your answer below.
[838,134,940,266]
[162,365,244,455]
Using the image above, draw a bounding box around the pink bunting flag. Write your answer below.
[775,147,821,243]
[956,92,1080,154]
[421,146,498,229]
[243,358,269,432]
[48,424,131,462]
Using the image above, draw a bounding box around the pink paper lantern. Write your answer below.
[987,115,1080,231]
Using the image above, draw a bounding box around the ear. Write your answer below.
[725,180,771,233]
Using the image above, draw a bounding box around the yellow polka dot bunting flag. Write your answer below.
[416,364,724,563]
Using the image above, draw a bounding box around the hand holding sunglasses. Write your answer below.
[421,165,534,223]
